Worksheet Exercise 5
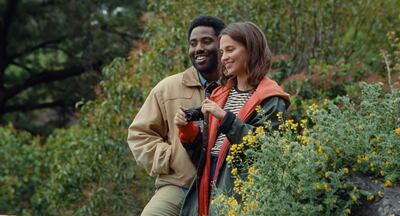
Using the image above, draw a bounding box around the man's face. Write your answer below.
[188,26,219,75]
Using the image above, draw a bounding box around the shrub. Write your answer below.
[212,83,400,215]
[0,125,43,215]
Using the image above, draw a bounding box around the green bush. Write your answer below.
[0,125,43,215]
[30,59,154,215]
[212,83,400,215]
[0,59,153,215]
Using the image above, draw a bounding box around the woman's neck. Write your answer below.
[236,75,253,92]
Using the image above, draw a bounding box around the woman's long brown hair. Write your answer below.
[219,22,272,87]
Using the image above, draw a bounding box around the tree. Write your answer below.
[0,0,145,134]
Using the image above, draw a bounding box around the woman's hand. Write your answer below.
[174,106,188,128]
[201,98,226,120]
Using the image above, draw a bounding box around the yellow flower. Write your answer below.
[316,146,323,153]
[396,128,400,136]
[255,126,265,136]
[323,183,329,192]
[290,122,298,131]
[364,154,369,161]
[324,153,329,161]
[276,112,283,121]
[380,170,385,177]
[351,194,358,201]
[227,196,238,207]
[255,105,262,113]
[367,194,375,201]
[231,168,238,176]
[343,167,349,175]
[226,155,233,164]
[378,190,383,197]
[315,183,321,190]
[345,208,351,215]
[296,185,302,194]
[385,180,393,188]
[300,119,307,128]
[356,155,362,164]
[301,135,309,146]
[352,167,357,172]
[324,172,330,179]
[248,165,257,175]
[309,103,318,113]
[385,161,391,168]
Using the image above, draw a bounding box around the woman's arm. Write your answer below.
[219,96,288,144]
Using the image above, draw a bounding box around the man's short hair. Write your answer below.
[188,16,226,41]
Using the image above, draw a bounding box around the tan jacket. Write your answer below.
[127,67,205,188]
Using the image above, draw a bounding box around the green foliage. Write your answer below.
[0,59,153,215]
[0,125,43,215]
[213,83,400,215]
[141,0,399,76]
[1,0,146,134]
[2,1,400,214]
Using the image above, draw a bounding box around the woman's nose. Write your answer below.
[221,52,228,63]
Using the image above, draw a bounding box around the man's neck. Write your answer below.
[200,70,219,82]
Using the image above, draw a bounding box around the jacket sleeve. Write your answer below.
[127,88,171,177]
[218,96,288,144]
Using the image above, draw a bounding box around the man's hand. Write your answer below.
[201,98,226,120]
[174,106,189,128]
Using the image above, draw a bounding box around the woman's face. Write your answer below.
[219,35,248,77]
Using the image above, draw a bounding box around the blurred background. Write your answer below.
[0,0,399,215]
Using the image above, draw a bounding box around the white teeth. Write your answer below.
[196,56,206,60]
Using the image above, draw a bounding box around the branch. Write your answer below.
[5,60,103,100]
[9,37,67,60]
[10,60,33,73]
[4,100,71,113]
[383,53,393,93]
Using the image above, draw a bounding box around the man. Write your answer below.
[127,16,225,216]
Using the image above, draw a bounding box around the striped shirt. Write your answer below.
[211,87,253,157]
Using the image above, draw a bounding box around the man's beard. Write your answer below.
[191,50,218,75]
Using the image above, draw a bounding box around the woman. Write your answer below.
[175,22,290,216]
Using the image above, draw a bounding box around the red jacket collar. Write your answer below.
[211,76,290,104]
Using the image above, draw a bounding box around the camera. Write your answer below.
[184,107,204,122]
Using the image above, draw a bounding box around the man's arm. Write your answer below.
[127,88,171,177]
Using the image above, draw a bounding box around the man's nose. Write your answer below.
[195,43,205,53]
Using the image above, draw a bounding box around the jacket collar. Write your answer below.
[182,66,202,87]
[211,76,290,104]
